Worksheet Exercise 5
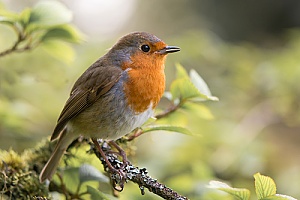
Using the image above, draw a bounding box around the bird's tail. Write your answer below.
[39,129,74,182]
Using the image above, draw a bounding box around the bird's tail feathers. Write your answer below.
[39,129,75,182]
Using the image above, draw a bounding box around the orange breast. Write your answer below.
[122,52,166,113]
[123,69,165,113]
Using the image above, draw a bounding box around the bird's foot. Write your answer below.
[108,140,129,168]
[92,138,128,191]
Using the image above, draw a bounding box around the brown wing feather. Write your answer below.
[50,66,123,141]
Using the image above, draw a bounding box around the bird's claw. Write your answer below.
[110,167,127,192]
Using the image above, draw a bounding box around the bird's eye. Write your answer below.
[141,44,150,52]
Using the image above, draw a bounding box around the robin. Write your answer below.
[39,31,180,183]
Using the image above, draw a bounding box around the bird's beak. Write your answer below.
[158,46,180,54]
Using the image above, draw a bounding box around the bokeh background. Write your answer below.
[1,0,300,199]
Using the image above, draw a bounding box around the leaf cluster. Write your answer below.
[209,173,296,200]
[0,0,83,61]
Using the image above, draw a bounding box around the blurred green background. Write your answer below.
[1,0,300,199]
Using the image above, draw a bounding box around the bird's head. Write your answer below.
[108,32,180,70]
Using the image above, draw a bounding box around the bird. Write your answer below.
[39,31,180,183]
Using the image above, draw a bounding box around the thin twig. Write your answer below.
[0,40,21,57]
[126,129,143,141]
[0,25,36,57]
[155,101,183,119]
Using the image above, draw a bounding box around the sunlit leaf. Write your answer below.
[29,0,72,26]
[254,173,277,199]
[19,8,31,26]
[190,69,212,96]
[41,40,75,63]
[79,163,109,184]
[41,24,83,43]
[182,101,214,120]
[189,69,219,101]
[170,64,218,101]
[63,167,80,194]
[0,8,18,25]
[170,77,202,100]
[175,63,189,79]
[208,180,250,200]
[0,6,17,17]
[264,194,297,200]
[155,109,188,127]
[86,186,118,200]
[0,16,16,25]
[171,64,198,100]
[143,125,193,136]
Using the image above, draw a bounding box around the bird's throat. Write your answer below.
[123,68,165,113]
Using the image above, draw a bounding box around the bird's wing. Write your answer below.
[50,66,123,141]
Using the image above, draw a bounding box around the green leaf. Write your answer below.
[142,125,194,136]
[155,109,188,127]
[170,77,203,101]
[79,164,109,184]
[29,0,72,27]
[171,63,199,100]
[170,77,203,100]
[182,101,214,120]
[86,185,118,200]
[0,9,19,25]
[0,7,17,17]
[41,40,75,63]
[19,8,31,26]
[175,63,189,79]
[63,167,80,193]
[254,173,277,199]
[41,24,83,43]
[0,16,15,25]
[264,194,297,200]
[189,69,219,101]
[170,64,218,101]
[208,180,250,200]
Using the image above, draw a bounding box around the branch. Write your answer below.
[91,141,188,200]
[0,39,21,57]
[0,40,34,57]
[155,101,184,119]
[0,28,36,57]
